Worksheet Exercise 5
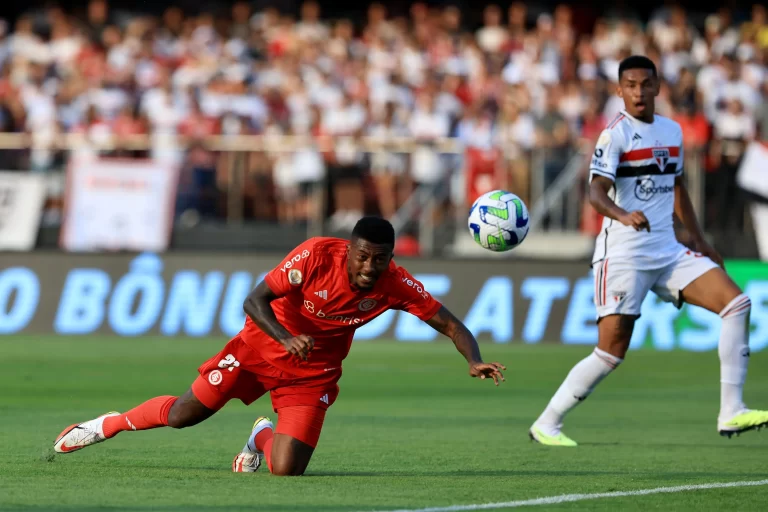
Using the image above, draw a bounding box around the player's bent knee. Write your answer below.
[597,314,636,358]
[166,390,215,429]
[270,460,306,477]
[166,409,189,429]
[269,434,314,476]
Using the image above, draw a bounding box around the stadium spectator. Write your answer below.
[0,1,763,242]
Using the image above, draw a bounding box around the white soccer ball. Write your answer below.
[468,190,530,252]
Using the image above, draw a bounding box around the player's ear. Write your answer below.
[653,76,661,96]
[616,80,623,98]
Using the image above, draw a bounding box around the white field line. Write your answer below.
[365,479,768,512]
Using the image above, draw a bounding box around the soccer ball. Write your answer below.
[468,190,530,252]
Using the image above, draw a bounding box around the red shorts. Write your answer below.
[192,335,341,413]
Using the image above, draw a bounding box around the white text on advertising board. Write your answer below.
[0,253,767,352]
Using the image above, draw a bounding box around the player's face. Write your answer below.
[617,68,658,120]
[347,239,393,289]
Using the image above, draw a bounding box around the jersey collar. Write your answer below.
[621,109,656,125]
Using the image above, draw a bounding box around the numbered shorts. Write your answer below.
[593,249,719,319]
[191,335,341,447]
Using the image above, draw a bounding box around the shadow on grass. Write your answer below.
[307,469,768,479]
[0,507,363,512]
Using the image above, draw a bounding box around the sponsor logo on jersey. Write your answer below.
[591,158,607,168]
[358,298,377,311]
[288,269,303,285]
[303,299,363,325]
[280,249,311,273]
[653,148,670,171]
[402,277,430,299]
[634,177,674,201]
[597,132,610,146]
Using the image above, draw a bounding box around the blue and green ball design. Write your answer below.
[468,190,530,252]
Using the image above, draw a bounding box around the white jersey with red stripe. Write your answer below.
[589,110,684,270]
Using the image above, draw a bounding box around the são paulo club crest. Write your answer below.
[358,298,377,311]
[653,148,670,171]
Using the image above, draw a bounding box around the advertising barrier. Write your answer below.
[738,142,768,261]
[60,159,179,252]
[0,172,46,251]
[0,252,767,352]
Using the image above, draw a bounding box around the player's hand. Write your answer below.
[692,238,725,269]
[280,335,314,361]
[619,211,650,232]
[469,362,506,386]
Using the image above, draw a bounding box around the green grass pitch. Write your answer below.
[2,337,768,511]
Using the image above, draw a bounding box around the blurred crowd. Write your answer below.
[0,1,766,232]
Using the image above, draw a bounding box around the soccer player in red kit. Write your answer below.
[53,217,506,476]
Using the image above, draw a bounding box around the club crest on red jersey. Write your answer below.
[358,298,377,311]
[653,148,669,171]
[208,370,223,386]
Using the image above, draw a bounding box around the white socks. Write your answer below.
[534,293,752,434]
[244,430,258,454]
[718,294,751,421]
[535,348,623,434]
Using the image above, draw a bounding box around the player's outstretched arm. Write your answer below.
[425,305,506,385]
[674,176,724,268]
[243,281,314,360]
[589,175,650,232]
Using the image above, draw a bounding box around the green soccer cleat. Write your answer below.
[529,425,578,447]
[718,410,768,438]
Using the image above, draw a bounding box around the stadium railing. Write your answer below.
[0,132,710,257]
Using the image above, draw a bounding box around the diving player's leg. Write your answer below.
[661,252,768,436]
[269,406,327,476]
[53,388,214,454]
[235,371,340,475]
[530,260,650,446]
[54,335,259,454]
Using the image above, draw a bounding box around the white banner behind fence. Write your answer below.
[0,171,46,251]
[61,159,178,252]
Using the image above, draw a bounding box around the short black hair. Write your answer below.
[618,55,657,81]
[351,216,395,246]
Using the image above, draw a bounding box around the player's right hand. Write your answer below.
[469,362,506,386]
[619,210,650,232]
[280,335,314,361]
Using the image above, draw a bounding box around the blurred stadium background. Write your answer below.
[0,0,766,342]
[2,1,768,510]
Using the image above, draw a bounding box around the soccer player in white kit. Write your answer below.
[529,56,768,446]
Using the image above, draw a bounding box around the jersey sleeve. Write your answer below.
[389,267,443,321]
[676,128,684,176]
[589,129,622,182]
[263,238,317,297]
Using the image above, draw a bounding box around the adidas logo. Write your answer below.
[632,133,642,141]
[319,394,329,405]
[314,290,328,300]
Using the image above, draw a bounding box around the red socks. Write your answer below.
[102,396,177,438]
[254,428,275,472]
[263,437,274,472]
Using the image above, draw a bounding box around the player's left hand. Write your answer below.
[469,362,506,386]
[692,238,725,269]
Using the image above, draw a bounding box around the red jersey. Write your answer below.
[240,237,442,377]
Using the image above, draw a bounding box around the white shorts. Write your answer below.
[593,249,720,319]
